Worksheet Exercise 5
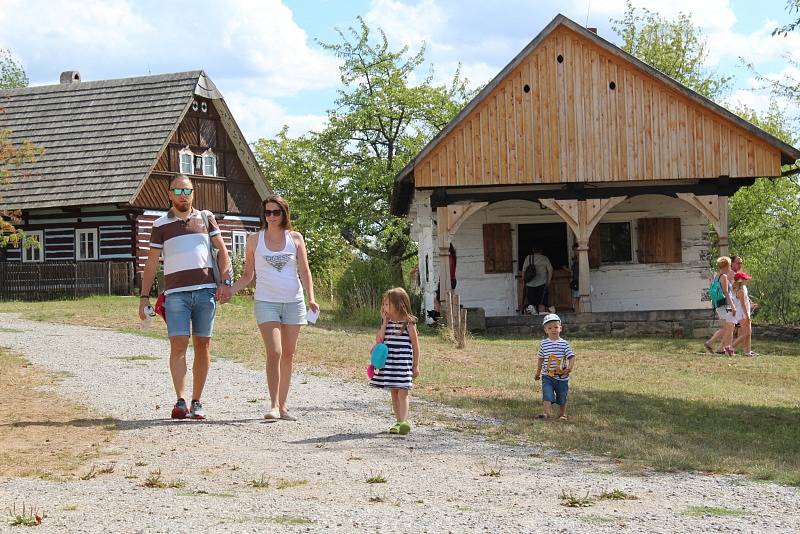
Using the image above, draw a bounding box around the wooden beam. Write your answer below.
[446,202,488,235]
[436,206,450,322]
[677,193,729,256]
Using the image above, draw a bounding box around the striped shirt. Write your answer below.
[369,320,414,390]
[149,208,220,295]
[537,337,575,381]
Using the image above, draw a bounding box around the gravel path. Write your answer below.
[0,313,798,533]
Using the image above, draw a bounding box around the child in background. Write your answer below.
[371,288,420,435]
[732,271,756,356]
[534,313,576,421]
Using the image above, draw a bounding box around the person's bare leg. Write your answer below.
[258,322,282,417]
[169,336,190,399]
[277,324,301,414]
[191,336,211,400]
[706,324,723,351]
[395,389,409,422]
[542,400,552,418]
[391,389,401,422]
[558,403,567,418]
[722,322,735,353]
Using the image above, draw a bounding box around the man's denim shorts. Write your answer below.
[164,287,217,338]
[254,299,307,325]
[541,375,569,405]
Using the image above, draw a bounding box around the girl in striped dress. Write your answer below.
[370,287,420,435]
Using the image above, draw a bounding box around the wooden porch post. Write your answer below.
[539,197,627,314]
[436,206,450,323]
[717,196,729,257]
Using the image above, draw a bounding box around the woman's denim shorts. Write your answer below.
[254,299,307,325]
[164,287,217,338]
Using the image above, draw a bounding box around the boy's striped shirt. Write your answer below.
[537,338,575,381]
[149,208,220,294]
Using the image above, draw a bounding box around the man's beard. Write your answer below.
[173,201,191,213]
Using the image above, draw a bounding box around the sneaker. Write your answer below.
[171,399,188,419]
[397,421,411,435]
[389,422,401,434]
[188,400,205,420]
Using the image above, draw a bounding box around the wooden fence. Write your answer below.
[0,261,134,301]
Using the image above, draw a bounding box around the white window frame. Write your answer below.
[179,147,194,174]
[232,231,247,258]
[202,149,217,177]
[22,230,44,263]
[75,228,98,261]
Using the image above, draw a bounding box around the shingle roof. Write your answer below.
[0,71,203,210]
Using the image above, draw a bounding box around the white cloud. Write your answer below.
[224,91,328,141]
[364,0,448,52]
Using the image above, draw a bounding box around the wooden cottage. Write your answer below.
[0,70,268,296]
[391,15,800,328]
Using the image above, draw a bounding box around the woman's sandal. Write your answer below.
[723,346,736,356]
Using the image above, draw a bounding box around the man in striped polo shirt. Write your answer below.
[138,175,233,420]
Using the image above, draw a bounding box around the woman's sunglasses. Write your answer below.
[263,209,284,217]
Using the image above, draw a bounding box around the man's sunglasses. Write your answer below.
[171,188,193,196]
[264,209,284,217]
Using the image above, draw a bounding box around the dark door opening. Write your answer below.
[517,223,569,271]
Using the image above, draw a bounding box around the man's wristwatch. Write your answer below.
[222,278,233,287]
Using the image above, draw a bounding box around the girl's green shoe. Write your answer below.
[397,421,411,435]
[389,422,401,434]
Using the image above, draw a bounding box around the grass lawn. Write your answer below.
[2,295,799,485]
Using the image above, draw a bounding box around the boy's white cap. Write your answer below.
[542,313,561,325]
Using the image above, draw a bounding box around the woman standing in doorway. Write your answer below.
[230,195,319,420]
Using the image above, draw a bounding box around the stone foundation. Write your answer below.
[483,309,718,338]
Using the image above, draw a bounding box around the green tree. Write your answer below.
[611,1,732,100]
[728,103,800,324]
[256,17,472,287]
[0,48,28,89]
[1,50,41,250]
[773,0,800,36]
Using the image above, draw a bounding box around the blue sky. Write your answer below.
[1,0,798,142]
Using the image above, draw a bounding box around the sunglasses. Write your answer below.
[263,209,284,217]
[171,188,193,196]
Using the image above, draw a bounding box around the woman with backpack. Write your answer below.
[704,256,738,356]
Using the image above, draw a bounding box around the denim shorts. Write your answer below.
[164,287,217,338]
[254,299,307,325]
[541,375,569,405]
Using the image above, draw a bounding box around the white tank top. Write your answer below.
[254,230,304,303]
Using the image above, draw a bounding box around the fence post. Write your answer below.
[107,262,112,295]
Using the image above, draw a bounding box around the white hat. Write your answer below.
[542,313,561,325]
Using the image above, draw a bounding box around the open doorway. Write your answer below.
[517,222,572,313]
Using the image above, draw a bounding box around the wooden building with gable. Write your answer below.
[391,15,800,328]
[1,70,268,294]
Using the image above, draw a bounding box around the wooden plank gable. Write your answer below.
[415,25,785,189]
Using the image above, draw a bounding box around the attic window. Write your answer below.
[202,150,217,177]
[179,147,194,174]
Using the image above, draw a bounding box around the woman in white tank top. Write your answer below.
[230,195,318,420]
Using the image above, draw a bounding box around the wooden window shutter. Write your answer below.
[637,218,682,263]
[482,223,512,273]
[588,227,601,268]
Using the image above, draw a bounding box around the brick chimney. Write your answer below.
[59,71,81,84]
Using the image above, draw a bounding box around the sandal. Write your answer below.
[535,414,550,420]
[558,415,568,421]
[703,341,714,353]
[723,346,736,356]
[745,351,759,357]
[389,422,401,434]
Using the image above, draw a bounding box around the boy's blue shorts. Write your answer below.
[541,375,569,405]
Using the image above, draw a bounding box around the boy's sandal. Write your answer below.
[746,351,759,357]
[558,415,568,421]
[535,414,549,420]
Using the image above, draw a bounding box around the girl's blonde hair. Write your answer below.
[382,287,417,325]
[716,256,731,270]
